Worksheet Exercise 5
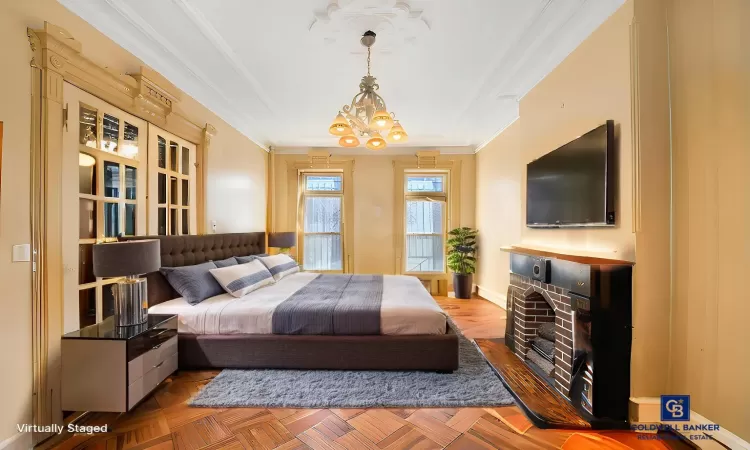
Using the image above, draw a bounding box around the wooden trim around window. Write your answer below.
[287,159,355,273]
[393,156,461,295]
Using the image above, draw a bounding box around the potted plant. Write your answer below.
[447,227,477,299]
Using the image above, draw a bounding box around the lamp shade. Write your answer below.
[369,110,393,130]
[92,240,161,277]
[339,134,360,148]
[268,232,297,248]
[329,113,353,136]
[366,133,387,150]
[386,122,408,143]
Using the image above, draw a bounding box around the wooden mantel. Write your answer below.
[501,245,635,266]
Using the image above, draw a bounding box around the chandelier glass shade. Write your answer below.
[365,132,386,150]
[339,134,360,148]
[329,113,353,136]
[387,121,409,143]
[328,31,407,150]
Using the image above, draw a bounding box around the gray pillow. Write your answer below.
[160,261,223,305]
[235,254,269,264]
[213,257,238,268]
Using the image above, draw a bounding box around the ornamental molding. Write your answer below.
[310,0,430,53]
[28,21,204,144]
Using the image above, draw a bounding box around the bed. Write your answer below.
[121,233,459,372]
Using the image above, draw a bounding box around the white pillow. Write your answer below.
[209,259,275,297]
[257,254,300,281]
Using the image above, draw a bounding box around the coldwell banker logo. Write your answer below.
[661,395,690,421]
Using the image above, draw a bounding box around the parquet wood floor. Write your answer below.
[48,296,690,450]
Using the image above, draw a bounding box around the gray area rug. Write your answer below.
[189,323,514,408]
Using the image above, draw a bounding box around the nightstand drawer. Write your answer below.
[128,351,177,410]
[128,335,178,384]
[127,316,178,361]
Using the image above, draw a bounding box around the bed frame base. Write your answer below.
[178,325,460,372]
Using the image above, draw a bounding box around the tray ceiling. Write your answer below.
[59,0,624,150]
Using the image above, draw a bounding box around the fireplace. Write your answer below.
[508,274,575,398]
[503,250,633,427]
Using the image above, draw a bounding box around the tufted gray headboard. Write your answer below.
[120,232,266,306]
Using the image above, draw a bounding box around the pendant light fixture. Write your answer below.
[328,31,408,150]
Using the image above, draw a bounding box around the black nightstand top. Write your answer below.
[62,314,177,340]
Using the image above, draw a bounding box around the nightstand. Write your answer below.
[61,314,178,412]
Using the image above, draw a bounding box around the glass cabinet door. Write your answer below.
[62,82,147,333]
[147,123,197,236]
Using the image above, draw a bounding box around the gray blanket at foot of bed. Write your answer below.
[271,274,384,335]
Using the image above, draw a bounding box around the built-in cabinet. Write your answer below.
[147,124,196,236]
[62,83,148,333]
[62,83,197,333]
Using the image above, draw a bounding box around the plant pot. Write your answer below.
[452,273,473,299]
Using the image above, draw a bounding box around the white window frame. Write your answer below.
[403,172,448,274]
[298,172,345,273]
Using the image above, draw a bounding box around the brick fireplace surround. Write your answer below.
[509,273,574,398]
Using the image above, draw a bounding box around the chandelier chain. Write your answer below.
[367,47,371,76]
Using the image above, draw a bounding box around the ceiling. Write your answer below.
[59,0,624,151]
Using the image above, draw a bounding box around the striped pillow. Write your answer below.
[257,254,300,281]
[209,259,275,298]
[235,254,268,264]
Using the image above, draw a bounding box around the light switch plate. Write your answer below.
[12,244,31,262]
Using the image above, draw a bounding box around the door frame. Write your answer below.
[27,22,216,444]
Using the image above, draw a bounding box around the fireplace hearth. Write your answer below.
[500,249,633,429]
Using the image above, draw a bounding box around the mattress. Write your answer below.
[148,272,447,335]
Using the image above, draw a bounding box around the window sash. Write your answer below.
[405,174,447,194]
[404,198,446,274]
[301,190,343,272]
[304,174,343,194]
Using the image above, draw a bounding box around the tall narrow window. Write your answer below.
[301,174,343,271]
[404,175,447,273]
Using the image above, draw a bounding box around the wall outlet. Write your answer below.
[211,220,217,233]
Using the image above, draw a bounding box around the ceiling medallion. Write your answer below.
[328,31,408,150]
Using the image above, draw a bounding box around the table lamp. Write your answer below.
[268,232,296,255]
[92,240,160,327]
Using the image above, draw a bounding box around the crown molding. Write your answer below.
[172,0,277,119]
[457,0,624,153]
[274,146,476,156]
[79,0,271,151]
[474,116,519,153]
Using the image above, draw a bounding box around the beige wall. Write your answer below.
[519,1,635,262]
[474,2,636,303]
[668,0,750,440]
[0,4,35,448]
[0,0,266,445]
[273,152,475,275]
[474,0,677,406]
[474,120,522,305]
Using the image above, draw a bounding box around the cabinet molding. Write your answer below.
[26,22,218,443]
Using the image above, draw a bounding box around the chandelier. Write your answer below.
[328,31,409,150]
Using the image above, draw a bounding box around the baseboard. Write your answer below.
[474,284,507,309]
[0,432,32,450]
[629,397,750,449]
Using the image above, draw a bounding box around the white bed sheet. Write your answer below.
[148,272,447,335]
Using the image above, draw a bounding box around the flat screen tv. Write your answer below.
[526,120,615,228]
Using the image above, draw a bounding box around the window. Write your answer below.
[301,174,343,271]
[404,174,447,273]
